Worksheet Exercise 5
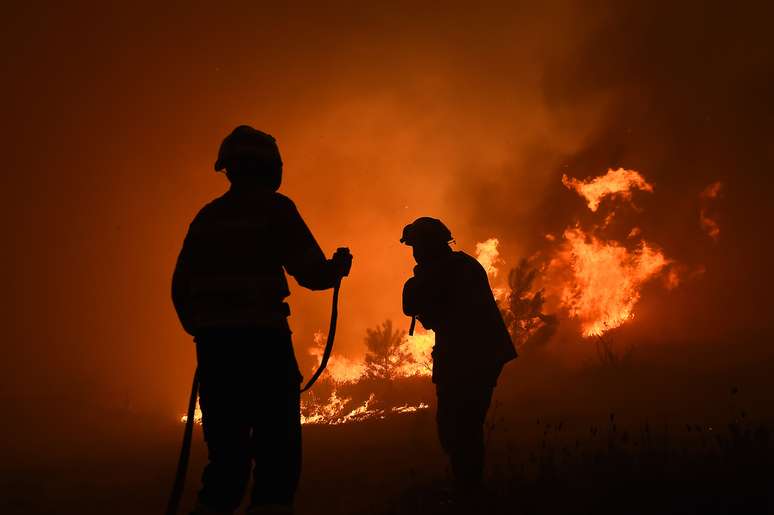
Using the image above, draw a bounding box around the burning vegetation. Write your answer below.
[184,167,708,426]
[550,227,669,337]
[297,167,681,424]
[502,258,558,348]
[552,169,675,336]
[300,322,434,426]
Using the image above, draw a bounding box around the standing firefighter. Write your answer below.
[401,217,516,499]
[172,126,352,515]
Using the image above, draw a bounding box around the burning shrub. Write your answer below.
[364,320,410,380]
[300,320,434,426]
[502,258,559,350]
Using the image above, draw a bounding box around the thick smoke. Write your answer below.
[1,1,772,421]
[544,2,774,341]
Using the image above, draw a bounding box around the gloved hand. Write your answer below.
[332,247,353,278]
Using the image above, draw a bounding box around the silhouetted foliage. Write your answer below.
[502,258,559,349]
[383,400,774,515]
[364,320,409,380]
[594,332,633,368]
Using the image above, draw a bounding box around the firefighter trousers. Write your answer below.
[194,328,302,512]
[435,384,494,491]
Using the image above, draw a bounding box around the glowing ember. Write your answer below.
[701,181,723,200]
[665,268,681,290]
[301,392,370,425]
[552,226,669,337]
[562,168,654,212]
[700,214,720,241]
[181,393,430,427]
[391,403,430,414]
[700,181,723,241]
[301,394,430,426]
[180,402,202,424]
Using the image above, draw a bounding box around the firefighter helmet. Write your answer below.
[400,217,453,246]
[214,125,283,173]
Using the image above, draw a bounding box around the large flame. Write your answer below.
[475,238,502,278]
[562,168,654,212]
[551,227,669,337]
[552,169,673,337]
[308,332,366,383]
[308,329,434,385]
[393,331,435,378]
[475,237,508,302]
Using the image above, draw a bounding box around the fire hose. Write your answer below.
[165,369,199,515]
[165,279,343,515]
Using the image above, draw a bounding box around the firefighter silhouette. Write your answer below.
[401,217,516,497]
[172,126,352,515]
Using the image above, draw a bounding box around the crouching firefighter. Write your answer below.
[400,217,516,499]
[171,125,353,515]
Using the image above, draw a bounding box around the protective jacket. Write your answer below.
[172,188,339,335]
[403,250,516,387]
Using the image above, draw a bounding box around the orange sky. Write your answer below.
[2,2,773,414]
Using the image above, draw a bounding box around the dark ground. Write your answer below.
[2,336,773,514]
